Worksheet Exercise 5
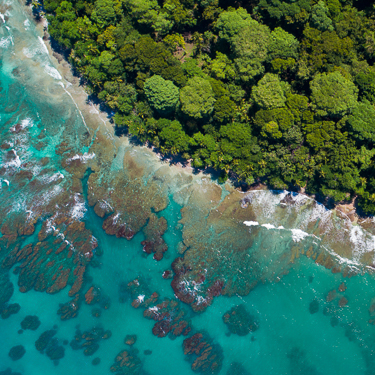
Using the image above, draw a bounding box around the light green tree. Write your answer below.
[252,73,290,109]
[179,77,215,119]
[144,75,179,114]
[232,23,271,81]
[92,0,122,28]
[310,71,358,116]
[311,1,334,31]
[214,7,253,41]
[347,100,375,143]
[268,27,299,61]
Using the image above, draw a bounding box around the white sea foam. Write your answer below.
[43,64,62,80]
[5,149,21,168]
[349,225,375,261]
[262,223,276,229]
[38,36,49,54]
[0,36,12,48]
[112,213,120,224]
[243,220,312,243]
[196,296,207,305]
[10,117,33,132]
[70,193,86,220]
[0,13,5,23]
[243,221,259,226]
[67,152,95,163]
[22,47,34,58]
[291,229,309,243]
[23,19,30,29]
[0,178,10,187]
[58,82,90,133]
[40,172,64,184]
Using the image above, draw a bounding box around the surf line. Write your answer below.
[58,82,90,134]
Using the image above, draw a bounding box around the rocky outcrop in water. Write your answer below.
[0,303,20,319]
[110,348,142,375]
[35,328,65,364]
[21,315,41,330]
[143,298,192,338]
[183,333,223,375]
[70,326,111,356]
[222,304,258,336]
[8,345,25,361]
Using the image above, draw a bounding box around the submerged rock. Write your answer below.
[21,315,41,330]
[35,329,57,352]
[92,357,100,366]
[45,339,65,361]
[144,299,191,339]
[34,328,64,363]
[110,348,142,374]
[183,333,223,375]
[0,369,22,375]
[57,294,80,321]
[8,345,25,361]
[70,326,111,356]
[124,335,137,346]
[226,362,251,375]
[85,286,101,305]
[287,347,319,375]
[91,308,101,318]
[0,303,20,319]
[309,300,319,314]
[222,305,258,336]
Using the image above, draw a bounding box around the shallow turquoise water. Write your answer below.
[1,2,375,375]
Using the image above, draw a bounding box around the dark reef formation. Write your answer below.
[92,357,101,366]
[70,326,112,356]
[143,298,192,338]
[288,347,319,375]
[21,315,41,330]
[123,277,159,309]
[222,304,258,336]
[0,369,22,375]
[226,362,251,375]
[35,329,65,364]
[0,303,20,319]
[124,335,137,346]
[57,294,80,320]
[110,348,142,375]
[309,300,319,315]
[141,214,168,261]
[8,345,25,361]
[183,333,223,374]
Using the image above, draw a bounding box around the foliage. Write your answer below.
[43,0,375,211]
[268,28,299,61]
[252,74,289,110]
[310,71,358,117]
[179,77,216,119]
[311,1,334,32]
[144,75,179,114]
[346,101,375,144]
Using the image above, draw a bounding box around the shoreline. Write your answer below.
[31,8,372,227]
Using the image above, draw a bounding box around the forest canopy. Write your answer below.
[40,0,375,213]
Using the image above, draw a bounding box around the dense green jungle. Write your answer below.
[36,0,375,213]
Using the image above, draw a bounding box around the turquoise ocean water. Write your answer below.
[1,2,375,375]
